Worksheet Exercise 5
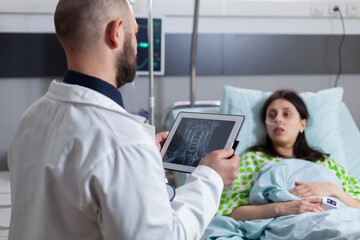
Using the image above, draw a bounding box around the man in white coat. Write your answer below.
[8,0,240,239]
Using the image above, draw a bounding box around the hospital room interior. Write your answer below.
[1,0,360,239]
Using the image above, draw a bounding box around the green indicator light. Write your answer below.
[137,42,149,48]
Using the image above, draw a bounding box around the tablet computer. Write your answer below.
[161,112,245,173]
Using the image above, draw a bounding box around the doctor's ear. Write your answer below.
[106,19,124,49]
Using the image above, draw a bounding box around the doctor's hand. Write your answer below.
[199,149,240,189]
[289,181,337,198]
[155,131,169,151]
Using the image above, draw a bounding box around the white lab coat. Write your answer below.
[8,80,223,240]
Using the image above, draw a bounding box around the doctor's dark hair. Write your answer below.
[54,0,129,53]
[248,90,327,162]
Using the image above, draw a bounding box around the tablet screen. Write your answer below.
[164,118,235,166]
[161,112,245,173]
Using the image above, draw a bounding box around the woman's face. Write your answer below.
[265,99,307,147]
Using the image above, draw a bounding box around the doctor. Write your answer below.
[7,0,240,239]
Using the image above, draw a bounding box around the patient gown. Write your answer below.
[217,151,360,216]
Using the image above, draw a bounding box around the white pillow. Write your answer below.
[220,86,347,168]
[338,102,360,179]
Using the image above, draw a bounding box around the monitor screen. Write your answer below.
[135,17,164,76]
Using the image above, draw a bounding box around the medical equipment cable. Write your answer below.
[333,6,346,88]
[148,0,155,125]
[265,120,293,126]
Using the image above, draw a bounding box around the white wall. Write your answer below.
[0,78,53,169]
[0,0,57,13]
[2,0,360,19]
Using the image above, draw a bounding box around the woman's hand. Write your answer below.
[155,131,169,151]
[276,198,324,216]
[289,181,336,198]
[289,181,360,209]
[229,198,324,221]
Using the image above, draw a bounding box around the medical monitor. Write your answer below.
[135,16,165,76]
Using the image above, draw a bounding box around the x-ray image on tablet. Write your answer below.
[165,118,233,166]
[161,112,245,173]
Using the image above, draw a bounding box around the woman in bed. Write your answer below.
[218,90,360,221]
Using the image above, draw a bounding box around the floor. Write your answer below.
[0,171,10,239]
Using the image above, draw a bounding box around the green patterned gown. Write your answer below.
[217,151,360,216]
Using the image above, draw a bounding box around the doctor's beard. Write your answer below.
[115,34,137,89]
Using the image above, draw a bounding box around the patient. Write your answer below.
[218,90,360,221]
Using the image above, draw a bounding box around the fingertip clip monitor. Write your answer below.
[321,196,339,210]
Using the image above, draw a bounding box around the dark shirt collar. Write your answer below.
[63,70,125,108]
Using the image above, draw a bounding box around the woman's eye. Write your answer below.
[284,112,292,117]
[268,113,275,119]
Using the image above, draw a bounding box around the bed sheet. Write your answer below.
[203,160,360,240]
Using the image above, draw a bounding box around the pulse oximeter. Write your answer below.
[321,196,339,210]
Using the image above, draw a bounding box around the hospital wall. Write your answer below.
[1,0,360,170]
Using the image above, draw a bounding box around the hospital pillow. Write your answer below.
[219,86,347,169]
[338,102,360,179]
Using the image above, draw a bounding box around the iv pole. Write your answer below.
[148,0,200,124]
[190,0,200,107]
[148,0,155,125]
[160,0,220,129]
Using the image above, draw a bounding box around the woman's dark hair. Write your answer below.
[248,90,327,162]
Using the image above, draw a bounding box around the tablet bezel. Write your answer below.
[161,112,245,173]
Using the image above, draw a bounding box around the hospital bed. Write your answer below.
[165,86,360,180]
[165,85,360,239]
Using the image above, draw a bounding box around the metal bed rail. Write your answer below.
[161,100,221,130]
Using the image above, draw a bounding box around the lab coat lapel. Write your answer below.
[47,80,156,139]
